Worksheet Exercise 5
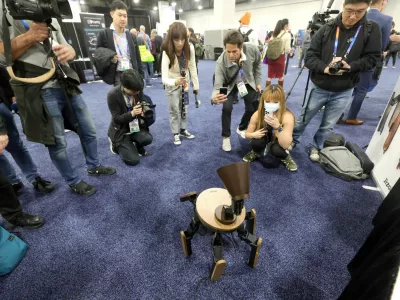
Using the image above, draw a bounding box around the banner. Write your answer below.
[79,13,105,80]
[366,76,400,197]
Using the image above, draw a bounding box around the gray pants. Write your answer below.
[166,86,188,134]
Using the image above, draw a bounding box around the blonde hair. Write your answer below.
[256,85,294,136]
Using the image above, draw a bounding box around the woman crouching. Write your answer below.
[243,85,297,171]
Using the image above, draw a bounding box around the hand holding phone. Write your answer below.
[219,87,228,95]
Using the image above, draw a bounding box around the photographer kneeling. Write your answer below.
[243,85,297,171]
[107,69,153,166]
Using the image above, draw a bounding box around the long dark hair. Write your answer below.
[163,22,190,70]
[273,19,289,37]
[188,27,198,43]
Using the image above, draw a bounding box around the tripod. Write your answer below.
[285,64,311,107]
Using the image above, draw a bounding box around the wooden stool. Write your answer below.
[180,188,262,281]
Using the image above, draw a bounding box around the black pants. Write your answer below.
[385,51,398,66]
[250,136,288,159]
[117,130,153,166]
[222,84,258,137]
[0,171,22,222]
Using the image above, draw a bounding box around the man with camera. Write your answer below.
[0,2,116,196]
[107,69,153,166]
[96,1,144,86]
[292,0,381,162]
[340,0,392,125]
[211,30,262,152]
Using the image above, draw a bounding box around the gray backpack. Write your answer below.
[319,146,368,181]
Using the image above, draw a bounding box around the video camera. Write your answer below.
[4,0,72,23]
[309,0,339,33]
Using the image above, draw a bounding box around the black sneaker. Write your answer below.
[87,165,116,176]
[12,181,24,194]
[33,176,55,194]
[70,180,97,196]
[137,146,148,157]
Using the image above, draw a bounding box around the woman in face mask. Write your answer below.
[243,85,297,171]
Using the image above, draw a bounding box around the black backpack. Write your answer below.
[241,29,253,43]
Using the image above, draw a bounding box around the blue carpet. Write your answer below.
[1,56,399,300]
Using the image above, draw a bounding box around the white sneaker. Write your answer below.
[236,126,246,139]
[222,137,231,152]
[174,134,181,145]
[309,148,320,162]
[393,66,396,69]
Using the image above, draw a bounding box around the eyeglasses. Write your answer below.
[344,8,367,16]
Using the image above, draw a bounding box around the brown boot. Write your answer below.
[278,80,284,88]
[265,80,271,88]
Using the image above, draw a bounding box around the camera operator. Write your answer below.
[340,0,392,125]
[0,2,116,196]
[292,0,381,162]
[107,69,153,166]
[211,30,262,152]
[0,67,54,194]
[96,1,144,86]
[0,116,44,228]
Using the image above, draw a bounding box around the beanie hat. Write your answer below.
[239,12,251,25]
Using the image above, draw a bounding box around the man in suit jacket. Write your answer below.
[342,0,392,125]
[107,69,153,166]
[96,1,144,86]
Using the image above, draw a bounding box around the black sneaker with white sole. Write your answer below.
[87,165,116,176]
[70,181,97,196]
[108,137,118,154]
[180,129,195,139]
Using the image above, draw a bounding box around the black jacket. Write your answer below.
[305,13,381,92]
[0,67,14,109]
[107,86,154,146]
[155,35,163,54]
[93,47,117,84]
[96,29,144,85]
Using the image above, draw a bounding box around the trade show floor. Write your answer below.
[1,59,399,300]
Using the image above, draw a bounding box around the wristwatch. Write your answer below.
[277,125,283,133]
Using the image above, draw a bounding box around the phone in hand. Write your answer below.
[219,87,228,95]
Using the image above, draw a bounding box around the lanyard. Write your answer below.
[113,31,128,57]
[333,25,362,59]
[21,20,30,30]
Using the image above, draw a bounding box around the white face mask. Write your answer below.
[264,102,280,113]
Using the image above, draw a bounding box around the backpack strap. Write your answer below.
[245,29,253,38]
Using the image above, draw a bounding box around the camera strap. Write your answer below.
[333,25,362,59]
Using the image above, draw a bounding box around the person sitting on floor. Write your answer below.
[107,69,153,166]
[243,85,297,172]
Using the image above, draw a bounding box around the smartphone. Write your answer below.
[219,87,228,95]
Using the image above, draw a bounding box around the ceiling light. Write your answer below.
[153,6,158,10]
[194,0,200,2]
[179,8,183,13]
[172,2,176,6]
[198,5,203,9]
[133,0,139,3]
[80,0,85,4]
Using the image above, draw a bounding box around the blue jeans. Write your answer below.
[346,69,377,120]
[142,62,154,85]
[0,103,38,184]
[41,88,99,185]
[293,85,353,150]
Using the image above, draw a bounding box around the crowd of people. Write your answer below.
[0,0,398,230]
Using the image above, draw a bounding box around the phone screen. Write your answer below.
[219,88,228,95]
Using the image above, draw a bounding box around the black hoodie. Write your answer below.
[305,13,381,92]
